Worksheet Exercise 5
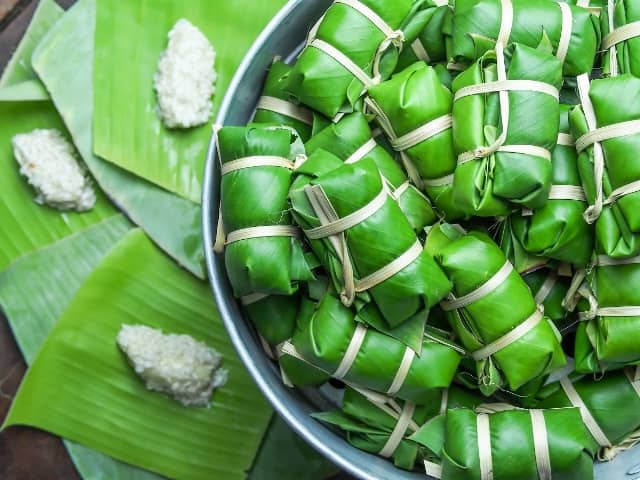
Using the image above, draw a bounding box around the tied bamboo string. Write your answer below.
[530,410,553,480]
[477,414,494,480]
[560,377,612,448]
[256,96,313,125]
[378,401,416,458]
[441,261,514,311]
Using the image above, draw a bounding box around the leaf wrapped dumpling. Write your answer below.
[602,0,640,77]
[451,43,562,216]
[570,74,640,257]
[217,126,315,297]
[253,60,315,142]
[282,293,462,402]
[290,157,452,328]
[445,0,601,77]
[522,267,573,329]
[432,228,566,394]
[366,62,465,220]
[284,0,413,118]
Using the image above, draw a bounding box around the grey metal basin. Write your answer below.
[202,1,640,478]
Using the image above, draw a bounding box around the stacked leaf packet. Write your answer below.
[0,1,340,480]
[218,0,640,478]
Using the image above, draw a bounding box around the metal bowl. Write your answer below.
[202,1,640,478]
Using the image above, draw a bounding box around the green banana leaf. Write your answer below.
[527,369,640,457]
[0,79,49,101]
[284,0,413,118]
[498,217,550,274]
[451,43,562,216]
[218,125,315,297]
[315,386,484,471]
[570,75,640,258]
[445,0,601,77]
[290,157,452,329]
[574,256,640,372]
[367,62,464,220]
[288,292,463,403]
[31,0,205,278]
[0,0,62,87]
[3,229,272,480]
[521,267,573,329]
[305,112,438,234]
[253,60,315,142]
[92,0,287,203]
[396,2,450,71]
[602,0,640,76]
[430,227,566,394]
[510,105,593,267]
[0,215,165,480]
[435,408,595,480]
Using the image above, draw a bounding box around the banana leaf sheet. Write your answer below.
[527,368,640,460]
[3,229,273,480]
[367,62,464,220]
[522,267,573,329]
[284,292,463,403]
[284,0,413,118]
[32,0,205,278]
[445,0,601,77]
[305,112,439,233]
[396,1,450,71]
[417,408,595,480]
[602,0,640,77]
[451,43,562,217]
[570,74,640,258]
[510,105,593,267]
[217,125,315,297]
[429,227,566,395]
[290,157,452,328]
[314,385,484,470]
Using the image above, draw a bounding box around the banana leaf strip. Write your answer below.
[435,408,595,480]
[366,62,464,220]
[432,228,566,394]
[217,125,315,297]
[315,385,485,470]
[32,0,206,278]
[445,0,601,77]
[572,254,640,372]
[602,0,640,76]
[253,60,315,142]
[528,368,640,460]
[570,74,640,258]
[290,157,452,328]
[3,229,273,480]
[451,43,562,216]
[396,1,450,71]
[284,292,463,403]
[305,112,438,233]
[284,0,413,118]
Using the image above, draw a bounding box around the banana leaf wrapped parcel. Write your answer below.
[253,60,316,142]
[414,407,596,480]
[570,74,640,257]
[602,0,640,77]
[314,386,484,470]
[305,113,439,233]
[281,292,463,403]
[428,227,566,394]
[284,0,413,118]
[445,0,601,77]
[521,267,573,329]
[509,105,593,267]
[526,368,640,460]
[289,157,452,328]
[451,43,562,217]
[217,126,315,297]
[571,254,640,373]
[366,62,465,220]
[396,0,450,71]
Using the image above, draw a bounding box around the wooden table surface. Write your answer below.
[0,2,352,479]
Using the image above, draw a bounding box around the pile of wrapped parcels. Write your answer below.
[216,0,640,478]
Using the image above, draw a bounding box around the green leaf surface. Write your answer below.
[32,0,205,278]
[3,229,272,480]
[0,214,163,480]
[0,0,63,87]
[92,0,287,202]
[0,79,49,101]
